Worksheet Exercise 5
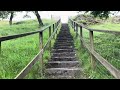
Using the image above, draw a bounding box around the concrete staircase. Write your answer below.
[45,24,82,79]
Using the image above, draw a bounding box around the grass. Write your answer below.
[69,21,120,79]
[89,22,120,31]
[0,19,60,79]
[0,19,55,36]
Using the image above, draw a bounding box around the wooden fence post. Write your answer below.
[49,26,51,51]
[80,26,83,48]
[89,31,96,70]
[56,23,57,35]
[0,41,1,54]
[76,24,78,38]
[69,20,73,28]
[74,22,75,32]
[55,23,57,38]
[53,24,55,39]
[39,32,43,74]
[72,21,74,28]
[54,23,56,39]
[71,21,73,28]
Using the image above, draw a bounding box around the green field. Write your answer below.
[69,22,120,79]
[0,19,60,79]
[1,17,120,79]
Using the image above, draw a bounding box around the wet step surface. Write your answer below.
[46,61,80,68]
[45,23,83,79]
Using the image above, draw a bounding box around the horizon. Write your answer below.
[2,11,120,23]
[4,11,79,23]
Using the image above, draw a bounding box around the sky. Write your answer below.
[6,11,120,23]
[11,11,78,23]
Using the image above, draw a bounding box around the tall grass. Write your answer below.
[0,19,58,79]
[69,22,120,79]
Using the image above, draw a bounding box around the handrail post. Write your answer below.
[71,21,74,28]
[49,26,51,52]
[71,20,72,27]
[76,24,78,38]
[74,22,75,32]
[39,31,43,75]
[53,24,55,39]
[89,31,96,70]
[80,26,83,48]
[0,41,1,55]
[73,22,74,30]
[56,23,57,35]
[54,23,57,38]
[55,23,57,38]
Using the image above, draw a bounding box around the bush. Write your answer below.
[111,16,120,24]
[73,14,104,26]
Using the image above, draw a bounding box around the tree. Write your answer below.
[83,11,120,19]
[24,11,44,26]
[9,11,14,25]
[34,11,43,26]
[0,11,9,20]
[0,11,44,26]
[86,11,110,19]
[0,11,21,25]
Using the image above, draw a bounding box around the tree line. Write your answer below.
[0,11,115,26]
[0,11,43,26]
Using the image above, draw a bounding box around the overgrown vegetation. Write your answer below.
[69,16,120,79]
[73,14,105,26]
[0,19,58,79]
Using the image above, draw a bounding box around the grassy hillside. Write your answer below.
[89,22,120,31]
[0,19,59,79]
[0,19,55,36]
[69,21,120,79]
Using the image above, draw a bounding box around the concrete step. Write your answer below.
[47,75,85,79]
[55,41,74,43]
[54,43,74,46]
[57,36,73,38]
[46,75,74,79]
[51,49,75,53]
[56,39,73,41]
[45,68,81,77]
[57,37,73,39]
[46,61,80,68]
[51,52,76,57]
[57,35,72,37]
[53,46,74,49]
[54,44,74,47]
[51,57,76,61]
[52,49,75,53]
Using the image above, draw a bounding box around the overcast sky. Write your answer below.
[6,11,120,23]
[11,11,79,23]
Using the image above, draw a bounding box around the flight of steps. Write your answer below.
[45,24,82,79]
